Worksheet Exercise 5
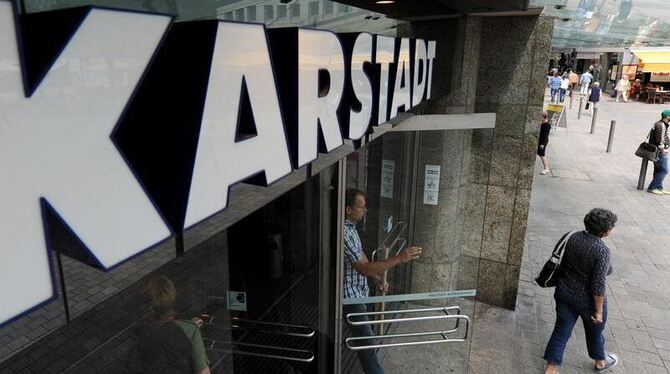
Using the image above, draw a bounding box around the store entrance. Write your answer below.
[338,128,493,373]
[199,166,339,374]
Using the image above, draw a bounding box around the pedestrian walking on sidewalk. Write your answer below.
[544,208,619,374]
[580,71,593,95]
[614,75,630,102]
[587,82,601,111]
[550,72,562,103]
[647,110,670,195]
[538,111,551,175]
[560,76,570,103]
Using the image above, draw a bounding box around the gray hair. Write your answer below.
[593,82,600,87]
[584,208,617,236]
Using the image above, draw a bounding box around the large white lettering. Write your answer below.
[390,37,411,118]
[412,39,428,107]
[426,40,437,99]
[297,29,345,167]
[375,36,395,125]
[0,2,438,326]
[184,22,292,229]
[348,33,374,140]
[0,3,171,326]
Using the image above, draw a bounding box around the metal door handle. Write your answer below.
[210,317,315,338]
[345,314,470,351]
[392,238,407,256]
[346,306,461,326]
[205,340,315,363]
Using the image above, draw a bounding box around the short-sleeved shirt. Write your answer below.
[550,77,562,90]
[128,316,209,374]
[343,219,369,299]
[560,78,570,89]
[174,320,208,373]
[580,73,593,84]
[557,231,613,301]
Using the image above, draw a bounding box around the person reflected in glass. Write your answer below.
[343,189,422,374]
[128,276,211,374]
[543,208,618,374]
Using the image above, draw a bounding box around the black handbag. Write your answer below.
[635,129,659,162]
[585,102,590,110]
[535,231,576,288]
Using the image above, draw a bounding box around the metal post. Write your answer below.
[569,92,574,109]
[56,252,71,323]
[590,106,598,134]
[638,158,649,190]
[578,97,583,119]
[606,120,616,152]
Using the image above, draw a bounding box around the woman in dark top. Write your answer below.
[544,208,618,374]
[538,111,551,175]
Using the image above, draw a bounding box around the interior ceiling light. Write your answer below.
[376,0,395,4]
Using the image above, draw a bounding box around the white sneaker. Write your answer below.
[649,189,664,195]
[540,169,550,175]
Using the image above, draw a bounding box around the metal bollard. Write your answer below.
[569,92,574,109]
[638,158,649,190]
[590,106,598,134]
[578,97,583,119]
[606,120,616,152]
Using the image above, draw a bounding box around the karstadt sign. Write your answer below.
[0,0,436,326]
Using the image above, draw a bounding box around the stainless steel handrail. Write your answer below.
[345,314,470,350]
[346,306,461,326]
[207,317,315,338]
[393,238,407,256]
[206,341,315,363]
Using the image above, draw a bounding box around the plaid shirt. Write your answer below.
[343,219,369,299]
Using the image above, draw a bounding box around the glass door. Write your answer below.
[337,128,494,373]
[199,165,340,374]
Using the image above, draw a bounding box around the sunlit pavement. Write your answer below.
[468,92,670,374]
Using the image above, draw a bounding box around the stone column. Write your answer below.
[408,15,553,309]
[473,15,554,309]
[408,17,482,298]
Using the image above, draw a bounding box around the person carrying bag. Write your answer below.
[645,110,670,195]
[535,231,576,288]
[541,209,618,374]
[635,128,659,162]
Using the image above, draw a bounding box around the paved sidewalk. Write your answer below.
[470,93,670,374]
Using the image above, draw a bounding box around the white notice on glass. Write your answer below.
[423,165,441,205]
[380,159,395,198]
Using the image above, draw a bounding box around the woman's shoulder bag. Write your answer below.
[635,128,659,162]
[535,231,577,288]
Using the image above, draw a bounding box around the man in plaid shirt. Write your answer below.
[343,189,422,374]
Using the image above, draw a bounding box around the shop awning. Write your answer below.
[631,49,670,72]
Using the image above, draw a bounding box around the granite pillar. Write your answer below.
[473,15,554,309]
[407,15,553,310]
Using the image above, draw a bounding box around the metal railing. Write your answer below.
[203,318,316,362]
[344,305,470,351]
[204,339,315,363]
